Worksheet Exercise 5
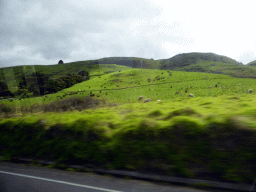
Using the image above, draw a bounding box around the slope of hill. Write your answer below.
[173,61,256,79]
[98,57,159,69]
[0,61,130,93]
[159,52,243,70]
[247,60,256,66]
[156,52,256,79]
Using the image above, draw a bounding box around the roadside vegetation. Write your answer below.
[1,54,256,184]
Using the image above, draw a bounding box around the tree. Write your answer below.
[0,80,14,97]
[58,60,64,64]
[0,80,8,92]
[18,72,49,96]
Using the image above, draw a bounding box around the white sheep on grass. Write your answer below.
[248,89,253,93]
[189,93,194,97]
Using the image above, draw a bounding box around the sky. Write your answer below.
[1,0,256,68]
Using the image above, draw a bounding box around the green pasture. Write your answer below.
[1,65,256,112]
[2,67,256,183]
[3,67,255,107]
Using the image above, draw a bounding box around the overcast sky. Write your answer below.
[1,0,256,68]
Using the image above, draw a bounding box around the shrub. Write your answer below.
[164,107,200,120]
[0,104,15,117]
[43,96,104,112]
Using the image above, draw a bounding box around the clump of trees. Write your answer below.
[13,71,89,98]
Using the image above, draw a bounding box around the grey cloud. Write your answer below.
[0,0,109,64]
[0,0,180,68]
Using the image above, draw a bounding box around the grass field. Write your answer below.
[1,66,256,184]
[2,67,255,106]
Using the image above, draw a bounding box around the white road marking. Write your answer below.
[0,170,123,192]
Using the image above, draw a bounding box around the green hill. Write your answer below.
[98,57,159,69]
[159,52,243,70]
[2,52,256,97]
[0,61,130,93]
[247,60,256,66]
[157,52,256,79]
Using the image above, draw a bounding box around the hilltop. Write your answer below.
[159,52,243,70]
[157,52,256,79]
[98,57,159,69]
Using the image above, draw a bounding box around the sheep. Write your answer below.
[138,96,143,101]
[144,98,151,103]
[209,86,212,88]
[189,93,194,97]
[157,100,161,102]
[248,89,253,93]
[239,84,241,86]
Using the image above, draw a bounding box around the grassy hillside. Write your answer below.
[0,63,130,93]
[159,52,243,70]
[2,68,256,110]
[1,68,256,184]
[247,60,256,66]
[157,52,256,79]
[172,61,256,79]
[98,57,159,69]
[1,52,256,95]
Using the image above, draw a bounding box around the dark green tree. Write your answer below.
[0,80,8,92]
[0,80,14,97]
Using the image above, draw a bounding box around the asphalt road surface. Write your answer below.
[0,161,213,192]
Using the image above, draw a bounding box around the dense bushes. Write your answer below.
[1,114,256,183]
[0,96,104,116]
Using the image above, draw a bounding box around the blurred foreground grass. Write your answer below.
[1,95,256,184]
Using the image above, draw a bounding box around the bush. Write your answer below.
[43,96,104,112]
[0,104,15,115]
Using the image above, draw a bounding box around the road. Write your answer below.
[0,161,210,192]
